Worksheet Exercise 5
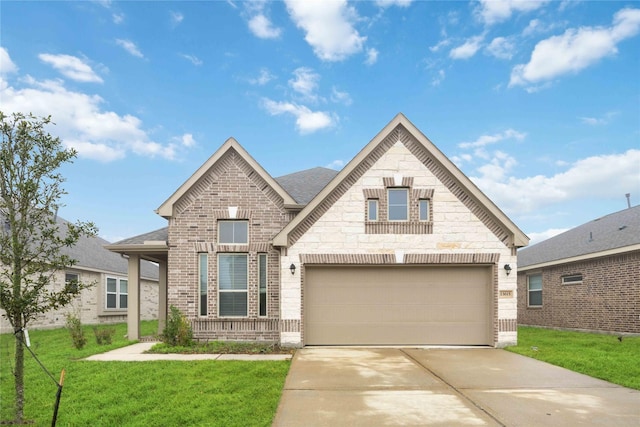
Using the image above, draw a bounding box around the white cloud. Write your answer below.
[375,0,412,7]
[331,87,352,105]
[429,38,451,53]
[475,0,548,26]
[527,228,568,246]
[289,67,320,100]
[285,0,366,61]
[180,54,203,66]
[181,133,195,147]
[38,53,103,83]
[1,76,184,161]
[0,47,18,74]
[365,48,379,65]
[262,98,334,134]
[470,149,640,215]
[171,11,184,26]
[248,14,282,39]
[449,34,484,59]
[249,68,275,85]
[510,8,640,88]
[431,69,445,86]
[326,159,345,169]
[115,39,144,58]
[579,111,619,126]
[459,129,526,149]
[112,13,124,24]
[486,36,516,60]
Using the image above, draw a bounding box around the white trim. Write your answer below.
[519,244,640,271]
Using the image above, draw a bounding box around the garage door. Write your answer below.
[304,265,492,346]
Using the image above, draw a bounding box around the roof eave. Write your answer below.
[518,243,640,271]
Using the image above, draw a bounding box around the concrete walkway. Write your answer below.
[273,348,640,426]
[84,342,292,361]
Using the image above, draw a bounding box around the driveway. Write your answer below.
[273,348,639,426]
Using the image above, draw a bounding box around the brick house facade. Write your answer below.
[517,206,640,335]
[108,114,529,347]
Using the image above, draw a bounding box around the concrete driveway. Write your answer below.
[273,348,639,426]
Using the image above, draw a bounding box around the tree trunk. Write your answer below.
[14,327,25,423]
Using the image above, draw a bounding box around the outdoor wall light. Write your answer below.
[504,264,512,276]
[290,263,296,275]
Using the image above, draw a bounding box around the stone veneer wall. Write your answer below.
[167,148,290,341]
[281,135,518,348]
[0,269,158,333]
[517,250,640,334]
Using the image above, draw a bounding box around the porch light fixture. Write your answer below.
[290,263,296,275]
[504,264,512,276]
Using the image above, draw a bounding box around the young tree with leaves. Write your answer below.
[0,111,97,423]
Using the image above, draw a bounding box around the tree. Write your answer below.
[0,111,97,423]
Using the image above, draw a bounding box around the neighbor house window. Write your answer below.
[562,274,583,285]
[218,254,248,317]
[65,272,79,293]
[419,199,430,221]
[527,274,542,307]
[388,188,408,221]
[199,253,208,316]
[106,277,128,309]
[367,199,378,221]
[218,220,248,244]
[258,254,267,317]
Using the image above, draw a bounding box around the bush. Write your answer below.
[161,305,193,347]
[65,312,86,349]
[93,326,116,345]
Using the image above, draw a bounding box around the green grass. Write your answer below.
[0,322,290,426]
[149,341,295,355]
[506,326,640,390]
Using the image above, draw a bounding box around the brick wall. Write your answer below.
[517,250,640,334]
[167,148,289,342]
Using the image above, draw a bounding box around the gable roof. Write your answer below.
[156,138,298,218]
[273,113,529,248]
[275,167,339,205]
[519,205,640,270]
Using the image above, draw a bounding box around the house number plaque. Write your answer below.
[499,290,513,298]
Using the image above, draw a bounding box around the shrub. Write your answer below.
[161,305,193,347]
[93,326,116,345]
[65,312,86,349]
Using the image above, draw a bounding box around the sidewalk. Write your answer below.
[85,342,293,362]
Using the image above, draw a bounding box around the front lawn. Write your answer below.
[506,326,640,390]
[0,322,290,426]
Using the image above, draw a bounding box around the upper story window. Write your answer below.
[367,199,378,221]
[388,188,408,221]
[218,220,248,244]
[419,199,430,221]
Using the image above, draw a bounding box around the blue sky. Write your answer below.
[1,0,639,246]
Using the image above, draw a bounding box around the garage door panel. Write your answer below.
[304,266,491,346]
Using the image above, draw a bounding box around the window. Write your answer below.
[218,221,248,244]
[258,254,267,317]
[527,274,542,307]
[419,199,430,221]
[388,188,408,221]
[65,272,79,293]
[367,199,378,221]
[218,254,248,317]
[562,274,583,285]
[106,277,128,309]
[199,253,208,316]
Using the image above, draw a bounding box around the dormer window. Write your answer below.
[218,220,248,244]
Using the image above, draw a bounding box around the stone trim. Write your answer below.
[404,253,500,264]
[301,253,396,265]
[213,209,252,219]
[192,243,270,253]
[413,188,434,199]
[499,318,517,332]
[363,188,385,199]
[383,176,414,187]
[365,222,432,234]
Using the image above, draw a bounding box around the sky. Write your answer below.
[1,0,639,247]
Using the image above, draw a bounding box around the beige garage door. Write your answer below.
[304,265,492,346]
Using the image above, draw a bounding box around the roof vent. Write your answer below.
[588,231,593,242]
[619,225,627,231]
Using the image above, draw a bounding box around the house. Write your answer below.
[0,217,159,333]
[107,113,529,347]
[517,205,640,335]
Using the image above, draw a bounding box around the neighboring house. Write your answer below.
[517,205,640,334]
[107,114,528,347]
[0,218,159,333]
